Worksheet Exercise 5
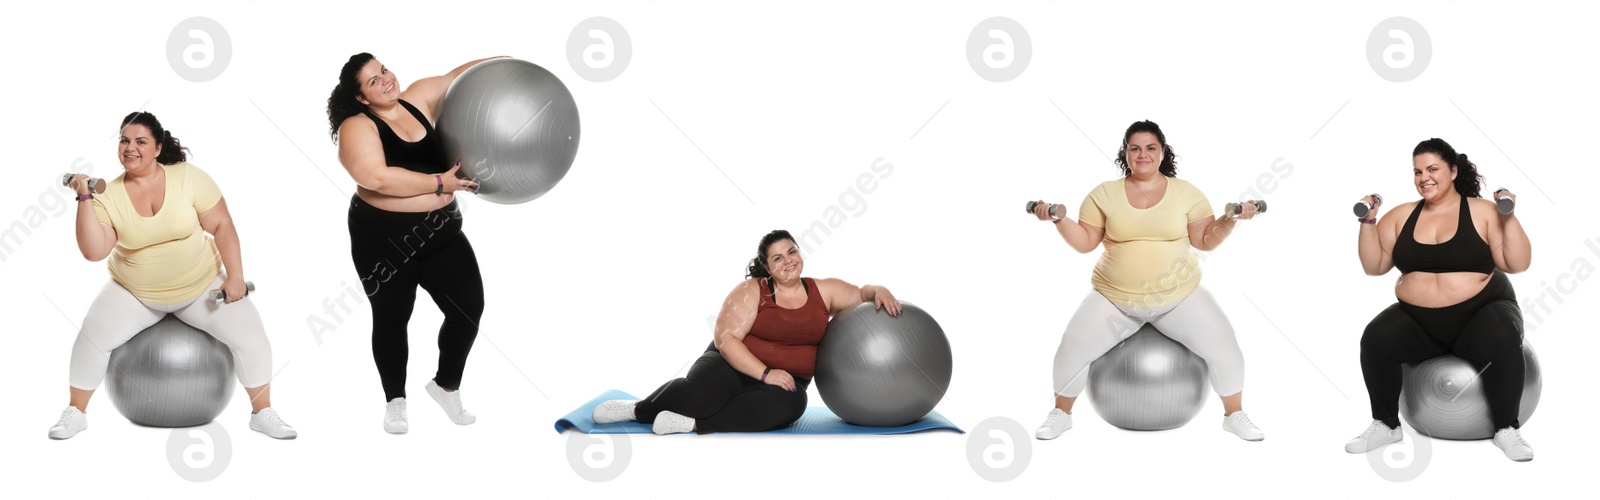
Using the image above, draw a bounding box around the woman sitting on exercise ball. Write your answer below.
[49,111,295,440]
[1030,120,1264,442]
[1347,138,1534,461]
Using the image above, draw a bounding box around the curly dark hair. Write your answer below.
[327,52,377,144]
[1114,120,1177,178]
[120,111,188,164]
[1412,138,1484,198]
[745,230,797,279]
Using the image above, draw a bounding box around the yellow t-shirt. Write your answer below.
[1078,177,1213,309]
[92,162,224,304]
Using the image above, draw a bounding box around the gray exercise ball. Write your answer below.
[1087,325,1210,431]
[1400,343,1541,440]
[105,315,236,427]
[436,58,581,205]
[815,302,953,427]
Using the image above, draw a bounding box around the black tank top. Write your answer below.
[1392,195,1496,274]
[361,100,449,174]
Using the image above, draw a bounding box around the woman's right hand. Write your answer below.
[1360,194,1382,219]
[440,162,480,194]
[66,173,92,195]
[763,368,797,392]
[1031,200,1054,221]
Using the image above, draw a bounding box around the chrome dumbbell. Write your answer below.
[1494,188,1515,215]
[1025,201,1063,220]
[61,173,106,194]
[1224,200,1267,219]
[210,281,256,305]
[1353,193,1382,218]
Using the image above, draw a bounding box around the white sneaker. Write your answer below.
[652,410,695,435]
[592,400,639,424]
[1345,420,1403,453]
[249,407,298,440]
[1492,427,1534,462]
[425,380,476,425]
[1035,408,1072,440]
[48,407,88,440]
[384,398,409,434]
[1222,411,1265,441]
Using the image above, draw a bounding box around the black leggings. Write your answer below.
[634,345,809,434]
[1361,271,1525,430]
[348,195,485,402]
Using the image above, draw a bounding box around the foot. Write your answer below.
[248,407,298,440]
[652,410,695,435]
[1035,408,1072,440]
[1345,420,1403,453]
[384,398,409,434]
[424,380,476,425]
[48,407,88,440]
[1222,411,1265,441]
[592,400,639,424]
[1492,427,1534,462]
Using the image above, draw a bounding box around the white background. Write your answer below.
[2,0,1596,497]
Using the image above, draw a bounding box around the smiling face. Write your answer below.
[764,238,804,284]
[1124,131,1164,178]
[118,124,161,172]
[1412,152,1458,201]
[354,59,400,107]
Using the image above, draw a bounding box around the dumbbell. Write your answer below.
[1493,188,1515,215]
[210,281,256,305]
[60,173,106,194]
[1353,194,1382,218]
[1224,200,1267,219]
[1025,201,1063,220]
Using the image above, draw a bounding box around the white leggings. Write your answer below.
[1052,286,1246,398]
[69,276,273,390]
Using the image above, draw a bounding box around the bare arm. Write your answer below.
[1358,201,1405,276]
[405,56,512,120]
[1188,215,1235,252]
[336,116,475,196]
[1030,201,1104,253]
[198,197,244,284]
[1058,220,1106,253]
[816,278,903,316]
[711,279,769,380]
[1480,197,1532,273]
[72,185,116,261]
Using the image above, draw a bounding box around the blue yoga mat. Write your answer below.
[555,390,964,435]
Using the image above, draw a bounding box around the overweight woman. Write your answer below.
[328,52,500,434]
[1347,138,1535,461]
[591,230,903,434]
[50,112,295,440]
[1031,120,1264,442]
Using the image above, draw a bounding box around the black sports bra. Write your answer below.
[361,99,449,174]
[1392,195,1496,275]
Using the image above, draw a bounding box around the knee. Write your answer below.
[77,315,124,349]
[1460,304,1525,357]
[777,390,808,424]
[1360,310,1404,356]
[1358,325,1385,357]
[227,330,273,357]
[1475,301,1524,337]
[448,298,485,325]
[1180,329,1243,364]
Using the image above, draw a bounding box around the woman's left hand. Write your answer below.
[221,275,248,304]
[873,287,902,317]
